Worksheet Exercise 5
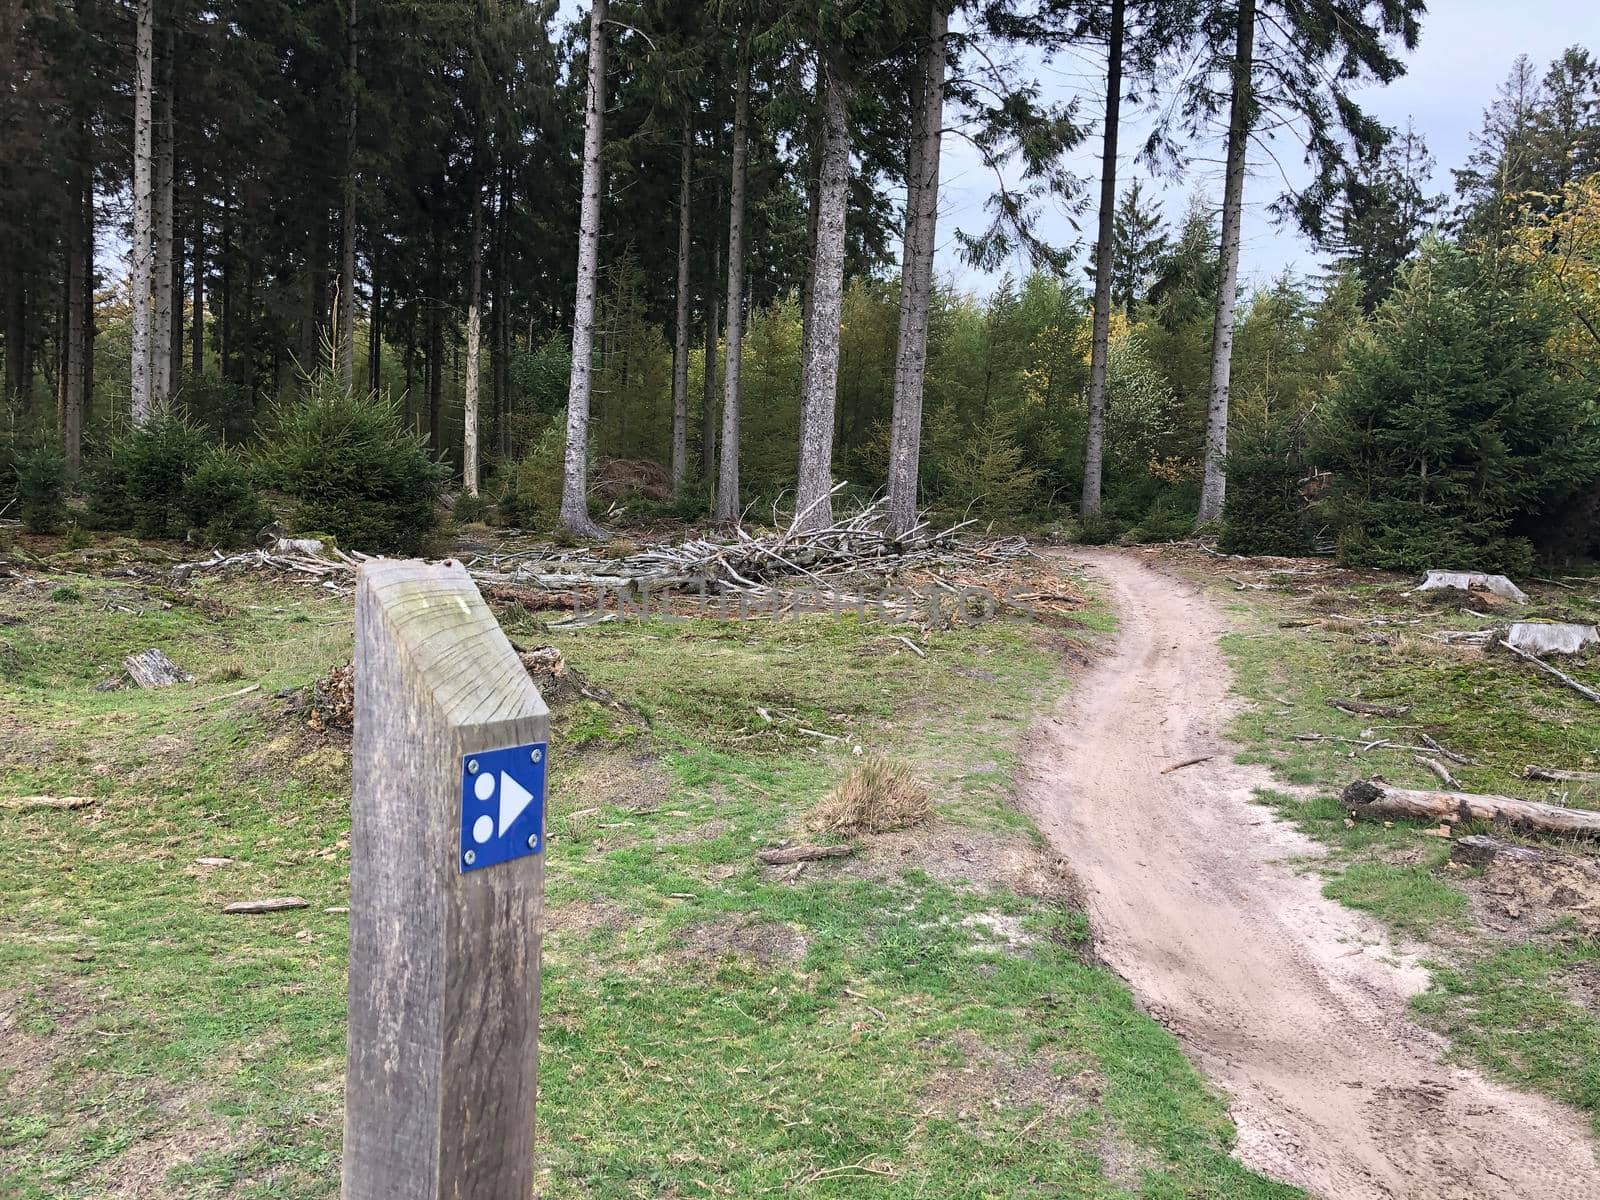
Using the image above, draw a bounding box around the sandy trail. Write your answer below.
[1023,548,1599,1199]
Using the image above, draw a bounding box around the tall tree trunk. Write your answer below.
[428,214,443,449]
[793,61,850,532]
[63,102,90,468]
[190,176,204,378]
[169,202,183,391]
[337,0,358,387]
[152,25,175,407]
[714,57,750,523]
[462,171,483,495]
[130,0,155,424]
[700,174,722,483]
[494,163,511,459]
[368,238,381,391]
[219,206,232,381]
[1197,0,1255,525]
[3,266,23,407]
[1080,0,1124,520]
[670,114,692,496]
[887,2,947,537]
[82,174,96,428]
[559,0,608,537]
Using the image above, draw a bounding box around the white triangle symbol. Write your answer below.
[497,772,534,836]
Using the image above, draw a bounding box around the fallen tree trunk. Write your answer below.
[755,843,853,865]
[1343,778,1600,839]
[1450,834,1547,867]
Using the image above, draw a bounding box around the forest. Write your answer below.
[2,0,1599,567]
[9,5,1600,1197]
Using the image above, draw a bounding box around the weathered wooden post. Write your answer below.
[343,560,549,1199]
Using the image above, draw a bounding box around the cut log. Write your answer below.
[1524,766,1600,783]
[1,795,95,812]
[755,843,854,866]
[1329,698,1411,718]
[1450,834,1547,867]
[222,896,310,914]
[1416,571,1529,604]
[1505,622,1598,657]
[124,648,193,688]
[1343,779,1600,839]
[1500,640,1600,706]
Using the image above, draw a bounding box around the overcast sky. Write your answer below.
[933,1,1600,296]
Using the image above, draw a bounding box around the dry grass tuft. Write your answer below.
[806,756,931,835]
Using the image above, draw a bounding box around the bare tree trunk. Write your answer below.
[82,173,95,426]
[190,178,204,378]
[1080,0,1124,520]
[130,0,155,425]
[1197,0,1255,525]
[337,0,358,387]
[463,172,483,495]
[701,171,722,483]
[670,115,692,496]
[368,237,381,391]
[63,106,90,468]
[494,163,510,458]
[3,264,22,407]
[793,61,850,532]
[887,3,946,537]
[714,57,750,523]
[428,214,442,448]
[560,0,608,537]
[152,25,175,407]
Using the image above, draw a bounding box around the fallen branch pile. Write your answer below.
[170,495,1040,623]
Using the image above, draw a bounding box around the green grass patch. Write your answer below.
[1,558,1297,1198]
[1214,565,1600,1132]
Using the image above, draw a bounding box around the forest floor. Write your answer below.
[1025,548,1600,1199]
[1,530,1299,1200]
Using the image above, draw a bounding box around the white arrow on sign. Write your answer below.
[497,772,534,836]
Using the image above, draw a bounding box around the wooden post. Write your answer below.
[344,560,549,1200]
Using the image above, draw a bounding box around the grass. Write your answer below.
[1206,558,1600,1132]
[1,551,1298,1199]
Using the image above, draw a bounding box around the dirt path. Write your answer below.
[1023,548,1600,1199]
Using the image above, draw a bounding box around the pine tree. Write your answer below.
[1109,179,1167,313]
[1326,122,1444,310]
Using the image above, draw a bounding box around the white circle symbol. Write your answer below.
[474,772,495,802]
[472,814,494,844]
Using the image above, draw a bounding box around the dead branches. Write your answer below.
[1500,639,1600,706]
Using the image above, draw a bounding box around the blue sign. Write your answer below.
[459,742,547,873]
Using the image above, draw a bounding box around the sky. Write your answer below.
[933,0,1600,296]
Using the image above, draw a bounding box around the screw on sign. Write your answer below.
[344,559,550,1200]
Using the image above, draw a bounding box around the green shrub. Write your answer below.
[258,370,444,555]
[1317,241,1600,573]
[498,412,566,530]
[1219,429,1312,556]
[1126,492,1197,544]
[83,414,207,537]
[182,372,255,445]
[452,490,493,525]
[14,439,68,534]
[182,448,268,547]
[934,411,1042,522]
